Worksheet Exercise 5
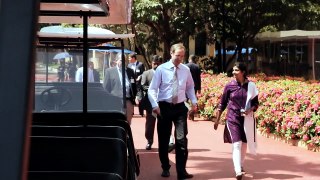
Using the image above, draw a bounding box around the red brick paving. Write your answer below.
[131,107,320,180]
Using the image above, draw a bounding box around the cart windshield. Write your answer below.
[34,28,134,114]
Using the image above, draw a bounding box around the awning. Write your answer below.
[40,26,116,35]
[39,0,132,24]
[37,26,134,46]
[91,44,135,54]
[255,30,320,42]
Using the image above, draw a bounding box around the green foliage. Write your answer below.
[131,0,320,68]
[199,72,320,149]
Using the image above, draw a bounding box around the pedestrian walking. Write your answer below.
[127,53,145,117]
[140,55,162,150]
[103,53,137,125]
[186,54,201,120]
[148,43,197,180]
[214,62,259,180]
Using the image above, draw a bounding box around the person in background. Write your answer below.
[75,61,100,83]
[103,53,137,125]
[140,55,162,150]
[186,55,201,121]
[214,62,259,180]
[57,60,65,82]
[127,53,145,116]
[148,43,197,180]
[66,61,77,82]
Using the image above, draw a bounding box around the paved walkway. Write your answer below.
[130,108,320,180]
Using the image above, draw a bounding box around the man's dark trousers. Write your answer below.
[145,110,156,144]
[157,101,189,176]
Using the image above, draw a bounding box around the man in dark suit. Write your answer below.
[89,61,100,82]
[186,55,201,121]
[103,53,137,124]
[140,55,162,150]
[127,53,145,116]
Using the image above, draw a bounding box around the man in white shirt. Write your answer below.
[75,61,100,82]
[148,43,197,180]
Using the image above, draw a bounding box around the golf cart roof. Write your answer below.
[37,26,134,46]
[39,0,132,24]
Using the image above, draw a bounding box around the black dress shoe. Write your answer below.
[178,172,193,179]
[161,170,170,177]
[168,143,175,153]
[145,143,152,150]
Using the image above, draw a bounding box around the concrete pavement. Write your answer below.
[130,108,320,180]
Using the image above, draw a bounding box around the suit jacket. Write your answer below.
[128,61,145,80]
[103,67,137,105]
[140,69,155,112]
[186,62,201,91]
[93,69,100,83]
[128,61,145,98]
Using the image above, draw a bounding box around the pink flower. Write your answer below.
[295,93,303,100]
[303,135,310,141]
[305,120,314,127]
[305,111,312,119]
[287,122,294,128]
[304,100,311,105]
[312,104,319,110]
[315,126,320,134]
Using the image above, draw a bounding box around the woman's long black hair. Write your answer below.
[234,62,247,79]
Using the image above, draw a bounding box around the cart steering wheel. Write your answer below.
[40,87,72,110]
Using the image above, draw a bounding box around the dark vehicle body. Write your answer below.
[0,0,139,180]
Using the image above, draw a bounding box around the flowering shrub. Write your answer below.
[198,73,320,148]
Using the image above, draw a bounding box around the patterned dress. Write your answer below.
[218,79,259,143]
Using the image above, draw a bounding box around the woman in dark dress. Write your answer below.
[214,62,259,180]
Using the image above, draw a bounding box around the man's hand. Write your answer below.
[136,76,141,81]
[152,107,161,116]
[192,104,198,112]
[134,96,141,105]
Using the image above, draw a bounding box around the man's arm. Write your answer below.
[186,70,197,104]
[102,69,110,92]
[75,68,82,82]
[148,68,161,109]
[141,71,149,91]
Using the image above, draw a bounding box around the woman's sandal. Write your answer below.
[241,167,246,175]
[236,173,243,180]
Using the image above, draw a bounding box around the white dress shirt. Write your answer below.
[148,60,197,108]
[75,67,94,82]
[128,61,137,72]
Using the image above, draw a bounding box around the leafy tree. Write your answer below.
[212,0,320,72]
[131,0,320,70]
[132,0,214,65]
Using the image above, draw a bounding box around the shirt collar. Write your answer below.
[130,60,138,65]
[165,60,180,69]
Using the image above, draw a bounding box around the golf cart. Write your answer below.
[29,0,140,180]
